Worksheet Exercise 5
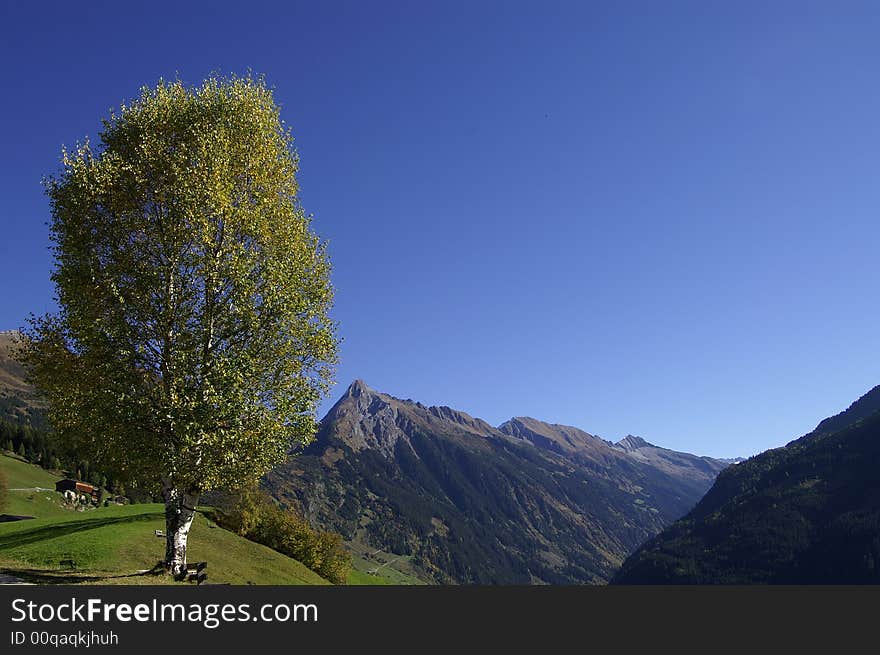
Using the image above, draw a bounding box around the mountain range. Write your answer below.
[12,321,879,585]
[266,379,735,584]
[612,384,880,584]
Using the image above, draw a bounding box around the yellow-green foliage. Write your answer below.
[217,488,351,584]
[22,75,339,495]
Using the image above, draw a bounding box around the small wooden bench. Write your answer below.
[177,561,208,584]
[188,571,208,585]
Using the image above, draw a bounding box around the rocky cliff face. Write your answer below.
[615,435,650,452]
[497,416,617,465]
[267,380,734,584]
[321,379,415,456]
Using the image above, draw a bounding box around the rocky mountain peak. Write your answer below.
[616,435,651,452]
[320,380,403,456]
[324,380,507,459]
[346,378,371,398]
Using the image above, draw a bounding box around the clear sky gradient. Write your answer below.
[1,1,878,458]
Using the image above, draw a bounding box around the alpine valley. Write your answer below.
[266,380,736,584]
[0,334,739,585]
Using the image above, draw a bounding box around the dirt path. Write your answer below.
[0,574,31,584]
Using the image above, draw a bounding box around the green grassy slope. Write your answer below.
[1,453,59,489]
[1,453,72,518]
[346,540,425,585]
[347,566,392,585]
[0,454,328,585]
[0,504,329,585]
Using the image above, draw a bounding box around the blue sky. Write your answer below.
[1,1,878,458]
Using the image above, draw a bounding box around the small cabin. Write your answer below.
[55,479,98,497]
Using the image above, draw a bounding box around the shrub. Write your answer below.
[216,487,351,584]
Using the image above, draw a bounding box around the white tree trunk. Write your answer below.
[163,486,199,578]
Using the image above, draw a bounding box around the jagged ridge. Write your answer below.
[267,379,733,584]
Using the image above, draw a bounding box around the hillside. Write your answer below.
[0,453,329,585]
[612,385,880,584]
[266,380,733,584]
[1,453,73,519]
[498,417,734,516]
[0,339,389,586]
[0,331,46,427]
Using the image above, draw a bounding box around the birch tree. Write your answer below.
[22,75,338,577]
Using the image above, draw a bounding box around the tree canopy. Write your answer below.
[23,74,338,505]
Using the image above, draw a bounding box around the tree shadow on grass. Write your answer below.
[0,512,162,550]
[2,561,169,585]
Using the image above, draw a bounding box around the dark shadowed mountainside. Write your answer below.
[266,380,732,584]
[613,385,880,584]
